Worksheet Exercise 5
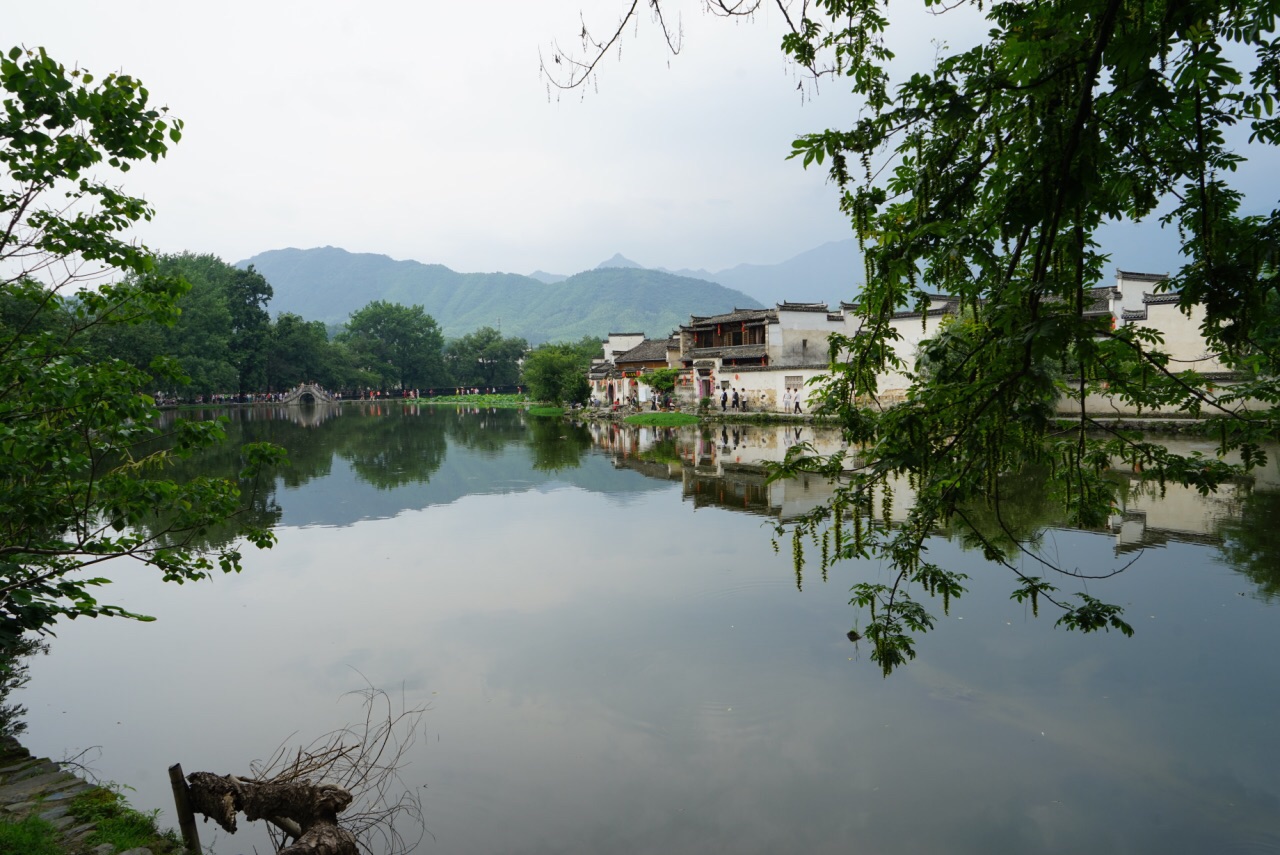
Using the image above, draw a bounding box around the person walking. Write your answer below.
[731,388,739,410]
[721,388,728,411]
[793,390,803,414]
[782,388,793,414]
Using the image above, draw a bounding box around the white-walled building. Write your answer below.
[1114,270,1230,374]
[588,270,1246,414]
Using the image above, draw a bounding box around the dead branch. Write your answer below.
[184,682,428,855]
[540,1,818,94]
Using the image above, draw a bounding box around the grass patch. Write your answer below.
[527,406,565,417]
[624,412,699,426]
[412,394,527,407]
[0,814,60,855]
[69,786,180,853]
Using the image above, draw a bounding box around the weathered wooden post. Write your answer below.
[168,763,201,854]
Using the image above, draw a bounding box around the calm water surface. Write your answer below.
[21,404,1280,854]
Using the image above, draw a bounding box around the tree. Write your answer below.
[549,1,1279,673]
[642,366,681,399]
[0,47,281,643]
[339,301,446,390]
[522,343,592,405]
[444,326,528,387]
[226,265,273,394]
[269,312,336,390]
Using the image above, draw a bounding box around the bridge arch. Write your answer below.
[279,384,337,406]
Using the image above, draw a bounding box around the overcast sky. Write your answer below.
[8,2,870,276]
[8,2,1275,280]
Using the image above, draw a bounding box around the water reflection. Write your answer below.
[526,415,593,473]
[157,405,671,532]
[583,420,1280,597]
[21,408,1280,855]
[160,408,1280,594]
[1216,488,1280,600]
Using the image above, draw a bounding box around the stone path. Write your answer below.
[0,736,154,855]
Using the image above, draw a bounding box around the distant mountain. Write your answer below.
[663,239,862,308]
[595,253,644,270]
[239,246,763,345]
[528,270,567,284]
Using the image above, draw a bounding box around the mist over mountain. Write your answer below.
[661,240,862,307]
[533,240,863,307]
[239,247,764,344]
[525,241,862,309]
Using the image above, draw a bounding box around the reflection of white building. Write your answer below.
[585,423,1280,544]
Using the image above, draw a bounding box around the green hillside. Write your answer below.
[239,247,764,343]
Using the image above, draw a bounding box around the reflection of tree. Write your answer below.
[637,433,683,466]
[443,407,528,454]
[131,413,289,552]
[527,416,591,473]
[334,409,448,490]
[1218,488,1280,600]
[947,464,1068,558]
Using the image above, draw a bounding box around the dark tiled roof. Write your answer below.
[890,302,959,320]
[720,344,767,360]
[776,301,831,312]
[607,331,645,337]
[1143,291,1181,305]
[1117,270,1169,283]
[686,308,777,326]
[735,362,829,372]
[684,344,768,361]
[1082,286,1119,316]
[615,338,670,365]
[1121,309,1147,321]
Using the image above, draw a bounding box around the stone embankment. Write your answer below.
[0,737,153,855]
[574,405,816,423]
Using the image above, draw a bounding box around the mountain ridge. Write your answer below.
[239,246,765,345]
[523,239,862,308]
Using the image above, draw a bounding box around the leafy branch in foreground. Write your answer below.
[766,0,1278,673]
[1,46,282,642]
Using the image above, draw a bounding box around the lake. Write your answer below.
[20,403,1280,854]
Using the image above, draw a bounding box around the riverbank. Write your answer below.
[0,737,177,855]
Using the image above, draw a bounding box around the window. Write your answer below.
[785,376,803,390]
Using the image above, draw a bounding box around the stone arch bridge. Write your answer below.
[279,383,337,405]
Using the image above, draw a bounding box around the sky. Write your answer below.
[7,2,880,277]
[7,2,1276,281]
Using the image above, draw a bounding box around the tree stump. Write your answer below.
[186,772,358,855]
